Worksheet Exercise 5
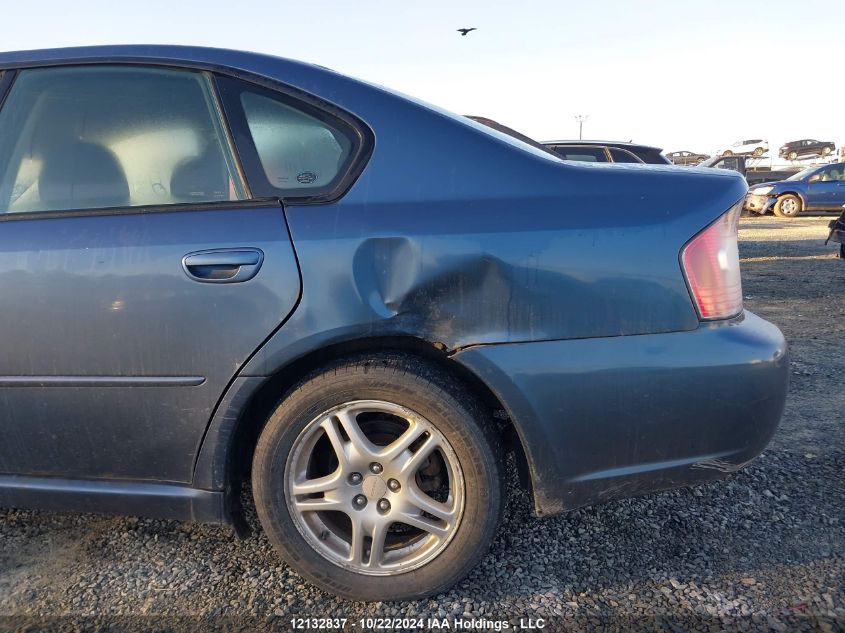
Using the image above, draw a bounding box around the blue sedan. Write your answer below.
[745,162,845,217]
[0,46,788,601]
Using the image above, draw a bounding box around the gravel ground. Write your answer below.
[0,215,843,632]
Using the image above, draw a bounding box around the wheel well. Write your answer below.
[225,336,535,504]
[777,191,805,207]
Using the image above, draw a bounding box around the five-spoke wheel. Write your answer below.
[285,400,464,574]
[251,354,503,601]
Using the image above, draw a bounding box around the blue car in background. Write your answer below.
[745,162,845,217]
[0,46,788,601]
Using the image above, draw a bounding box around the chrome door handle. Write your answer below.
[182,248,264,283]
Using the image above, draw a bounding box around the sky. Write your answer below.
[3,0,844,154]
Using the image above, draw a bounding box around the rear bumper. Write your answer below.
[453,311,788,516]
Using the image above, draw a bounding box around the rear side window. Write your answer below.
[0,66,244,214]
[216,77,358,201]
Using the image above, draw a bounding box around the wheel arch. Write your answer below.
[192,335,537,516]
[776,190,806,208]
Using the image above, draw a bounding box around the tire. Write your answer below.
[788,151,798,161]
[752,147,764,157]
[252,353,503,601]
[773,194,802,218]
[821,146,832,157]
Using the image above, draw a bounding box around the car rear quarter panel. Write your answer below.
[452,311,788,514]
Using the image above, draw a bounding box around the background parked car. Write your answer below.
[464,119,648,165]
[698,155,801,186]
[666,150,710,166]
[744,162,845,217]
[544,140,670,164]
[544,142,642,163]
[719,139,769,157]
[779,139,836,161]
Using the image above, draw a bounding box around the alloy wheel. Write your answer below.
[284,400,465,576]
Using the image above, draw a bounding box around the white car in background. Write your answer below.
[719,139,769,157]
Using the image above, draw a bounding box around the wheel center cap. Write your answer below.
[362,475,387,500]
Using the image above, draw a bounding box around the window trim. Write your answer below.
[0,197,283,223]
[0,70,17,207]
[607,147,644,164]
[0,70,15,107]
[214,74,368,205]
[200,71,251,201]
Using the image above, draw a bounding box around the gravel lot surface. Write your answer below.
[0,215,843,632]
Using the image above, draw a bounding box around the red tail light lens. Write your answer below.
[681,203,743,320]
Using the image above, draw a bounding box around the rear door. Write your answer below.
[0,65,301,482]
[807,166,843,209]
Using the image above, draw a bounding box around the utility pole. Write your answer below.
[575,114,589,140]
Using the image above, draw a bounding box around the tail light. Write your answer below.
[681,202,743,320]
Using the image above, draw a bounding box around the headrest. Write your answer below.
[39,141,129,210]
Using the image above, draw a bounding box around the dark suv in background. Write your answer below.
[464,119,667,165]
[544,140,670,164]
[779,139,836,161]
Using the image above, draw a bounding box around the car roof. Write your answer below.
[794,161,845,177]
[543,139,663,152]
[0,45,350,104]
[0,44,305,71]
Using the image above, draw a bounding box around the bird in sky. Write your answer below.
[457,28,477,36]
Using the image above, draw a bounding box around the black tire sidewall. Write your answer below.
[251,356,502,601]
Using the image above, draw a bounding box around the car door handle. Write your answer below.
[182,248,264,283]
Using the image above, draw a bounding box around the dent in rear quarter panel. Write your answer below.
[451,311,789,515]
[244,166,747,376]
